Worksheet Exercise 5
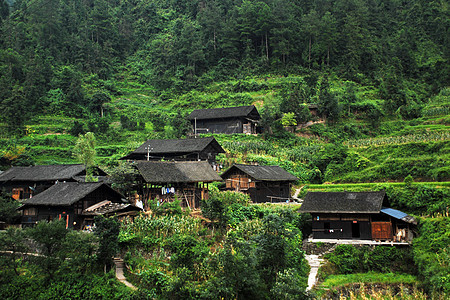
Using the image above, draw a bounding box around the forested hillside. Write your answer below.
[0,0,448,129]
[0,0,448,184]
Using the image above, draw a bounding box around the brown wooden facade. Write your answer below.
[221,166,295,203]
[142,182,210,210]
[19,183,125,230]
[188,106,261,135]
[310,212,414,241]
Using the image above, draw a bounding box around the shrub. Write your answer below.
[413,217,450,296]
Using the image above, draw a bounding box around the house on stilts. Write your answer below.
[299,191,417,243]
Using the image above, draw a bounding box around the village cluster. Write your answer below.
[0,106,415,243]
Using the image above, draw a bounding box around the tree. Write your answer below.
[0,227,28,276]
[201,191,250,228]
[93,215,120,272]
[0,85,27,135]
[302,10,320,69]
[0,191,20,223]
[317,77,340,122]
[73,132,97,182]
[68,120,85,136]
[90,92,111,117]
[28,220,69,280]
[108,161,139,196]
[0,0,8,21]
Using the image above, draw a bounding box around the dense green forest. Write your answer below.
[0,0,448,132]
[0,0,449,299]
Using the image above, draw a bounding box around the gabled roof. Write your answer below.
[121,137,225,160]
[299,191,388,214]
[0,164,88,182]
[19,182,125,207]
[221,164,299,182]
[187,105,261,121]
[136,161,222,184]
[82,200,142,216]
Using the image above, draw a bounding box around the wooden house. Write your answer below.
[121,137,225,170]
[220,164,298,203]
[299,191,417,242]
[0,164,107,200]
[187,105,261,134]
[18,182,139,229]
[135,161,222,210]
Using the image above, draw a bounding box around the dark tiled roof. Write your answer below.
[0,164,86,182]
[125,137,225,156]
[221,164,298,182]
[82,200,142,216]
[188,105,261,120]
[136,161,222,184]
[20,182,124,207]
[299,191,387,213]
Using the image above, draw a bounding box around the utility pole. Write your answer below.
[145,144,153,161]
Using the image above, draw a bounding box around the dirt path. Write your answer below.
[305,254,323,291]
[114,257,137,290]
[292,186,304,203]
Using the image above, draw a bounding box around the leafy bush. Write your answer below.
[201,191,250,227]
[413,217,450,296]
[323,245,415,276]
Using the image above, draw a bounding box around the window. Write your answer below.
[23,207,37,216]
[12,188,24,200]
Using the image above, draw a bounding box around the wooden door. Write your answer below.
[372,222,392,240]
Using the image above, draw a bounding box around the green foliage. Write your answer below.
[201,191,250,227]
[0,190,20,223]
[385,184,450,215]
[27,220,69,279]
[94,216,120,271]
[107,161,139,196]
[0,227,28,276]
[319,272,419,289]
[0,272,140,300]
[413,217,450,296]
[150,199,184,217]
[271,268,310,300]
[73,132,96,181]
[68,120,85,136]
[281,112,298,127]
[323,245,415,277]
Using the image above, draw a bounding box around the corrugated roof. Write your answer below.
[221,164,298,182]
[0,164,87,182]
[126,137,224,156]
[20,182,123,206]
[188,105,260,120]
[299,191,387,213]
[136,161,222,184]
[82,200,142,216]
[381,207,417,224]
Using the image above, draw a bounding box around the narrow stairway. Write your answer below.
[114,257,137,290]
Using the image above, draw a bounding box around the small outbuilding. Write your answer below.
[121,137,225,170]
[18,182,137,229]
[299,191,417,242]
[135,161,222,210]
[0,164,107,200]
[188,105,261,134]
[220,164,298,203]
